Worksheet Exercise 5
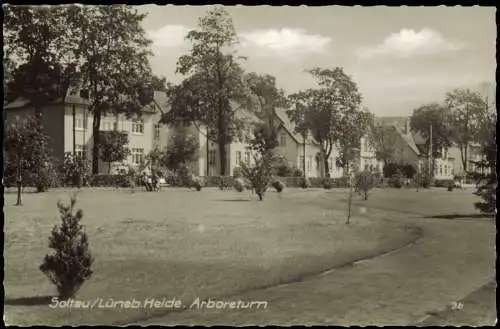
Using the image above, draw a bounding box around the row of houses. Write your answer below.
[4,89,461,180]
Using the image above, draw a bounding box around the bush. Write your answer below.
[323,178,334,189]
[232,167,243,178]
[190,176,203,191]
[433,179,455,188]
[389,171,403,188]
[32,167,52,192]
[356,171,375,200]
[59,154,91,188]
[233,178,245,192]
[300,177,310,189]
[39,195,93,299]
[271,179,285,193]
[89,174,130,187]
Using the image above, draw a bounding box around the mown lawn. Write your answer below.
[4,187,418,325]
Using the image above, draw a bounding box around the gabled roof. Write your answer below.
[375,116,420,156]
[274,107,319,145]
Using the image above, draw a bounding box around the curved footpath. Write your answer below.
[141,190,496,326]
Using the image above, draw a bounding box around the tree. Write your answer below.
[3,5,78,114]
[40,195,93,299]
[67,5,156,174]
[4,114,51,205]
[245,72,287,158]
[445,88,489,173]
[336,109,373,176]
[288,67,365,177]
[471,109,496,215]
[165,6,251,175]
[99,131,130,173]
[356,170,375,200]
[369,125,399,169]
[163,127,199,177]
[410,103,452,178]
[240,153,273,201]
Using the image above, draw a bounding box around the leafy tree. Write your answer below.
[3,5,78,115]
[99,131,130,173]
[410,103,452,177]
[4,114,51,205]
[336,109,373,176]
[163,127,199,176]
[288,68,364,178]
[164,6,251,175]
[471,109,497,215]
[67,5,156,174]
[369,124,399,169]
[60,153,91,188]
[355,170,375,200]
[240,153,273,201]
[40,195,93,299]
[445,88,489,173]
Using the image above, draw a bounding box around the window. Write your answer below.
[280,134,286,146]
[245,151,250,164]
[307,155,312,171]
[369,164,374,172]
[132,119,144,134]
[363,139,369,152]
[439,165,443,175]
[75,116,87,130]
[444,165,448,175]
[209,150,216,165]
[113,122,118,131]
[154,124,160,139]
[75,144,84,157]
[235,151,242,165]
[364,164,369,171]
[329,158,334,172]
[299,156,305,171]
[131,148,144,164]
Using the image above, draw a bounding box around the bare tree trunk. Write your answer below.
[92,111,101,174]
[16,158,22,206]
[218,141,227,176]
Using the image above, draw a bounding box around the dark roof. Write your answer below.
[5,88,168,114]
[375,116,420,155]
[274,107,319,145]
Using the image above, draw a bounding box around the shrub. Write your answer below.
[433,179,455,188]
[300,177,311,189]
[323,178,334,189]
[39,195,93,299]
[60,154,91,188]
[233,178,245,192]
[188,175,203,191]
[89,174,130,187]
[240,154,273,201]
[233,166,243,178]
[356,171,375,200]
[271,179,285,193]
[32,167,52,192]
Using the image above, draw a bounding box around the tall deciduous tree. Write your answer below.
[410,103,452,158]
[3,5,78,113]
[167,6,251,175]
[68,5,155,174]
[445,88,488,173]
[369,124,399,168]
[288,67,365,177]
[245,73,287,162]
[99,131,130,173]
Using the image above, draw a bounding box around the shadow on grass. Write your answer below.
[217,199,252,202]
[4,295,54,306]
[424,213,494,220]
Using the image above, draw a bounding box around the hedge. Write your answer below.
[433,179,455,188]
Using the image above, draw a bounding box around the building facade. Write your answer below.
[5,90,170,174]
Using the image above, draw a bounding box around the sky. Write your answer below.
[138,5,496,117]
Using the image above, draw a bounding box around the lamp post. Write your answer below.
[346,147,360,225]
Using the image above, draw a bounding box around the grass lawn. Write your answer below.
[4,187,418,325]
